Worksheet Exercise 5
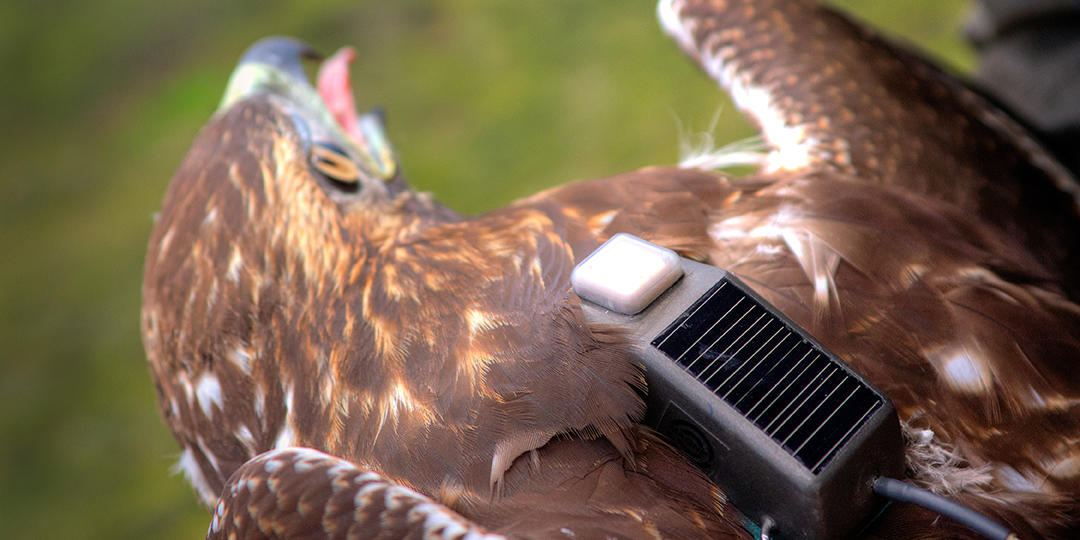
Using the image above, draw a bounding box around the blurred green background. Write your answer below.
[0,1,970,538]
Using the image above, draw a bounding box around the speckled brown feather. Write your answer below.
[144,1,1080,539]
[658,0,1080,297]
[144,100,745,538]
[537,169,1080,537]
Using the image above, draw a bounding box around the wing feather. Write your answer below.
[658,0,1080,295]
[528,165,1080,536]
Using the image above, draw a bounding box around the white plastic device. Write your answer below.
[570,233,684,315]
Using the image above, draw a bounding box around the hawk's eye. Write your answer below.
[311,142,360,191]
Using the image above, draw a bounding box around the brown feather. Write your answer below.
[144,100,743,538]
[659,0,1080,297]
[144,1,1080,538]
[528,167,1080,536]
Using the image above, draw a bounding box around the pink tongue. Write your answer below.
[317,46,362,141]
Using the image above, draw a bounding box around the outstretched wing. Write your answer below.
[657,0,1080,295]
[518,2,1080,536]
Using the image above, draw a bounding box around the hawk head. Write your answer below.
[141,37,646,511]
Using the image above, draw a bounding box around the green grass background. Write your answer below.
[0,1,970,538]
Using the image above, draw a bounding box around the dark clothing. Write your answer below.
[968,0,1080,175]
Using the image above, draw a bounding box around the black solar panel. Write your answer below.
[652,278,883,474]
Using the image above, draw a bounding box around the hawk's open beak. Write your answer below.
[219,36,397,181]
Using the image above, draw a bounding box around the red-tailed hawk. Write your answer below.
[142,1,1080,538]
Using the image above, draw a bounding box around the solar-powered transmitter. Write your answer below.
[572,233,904,540]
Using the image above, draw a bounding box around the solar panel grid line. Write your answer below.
[652,279,729,351]
[782,375,847,450]
[685,302,757,375]
[699,311,772,387]
[702,315,776,388]
[719,326,791,400]
[657,277,743,355]
[794,384,860,459]
[695,307,765,382]
[730,336,799,409]
[678,296,747,369]
[762,361,831,436]
[744,347,814,420]
[775,366,842,445]
[809,401,880,473]
[653,280,730,354]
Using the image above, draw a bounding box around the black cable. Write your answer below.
[873,477,1018,540]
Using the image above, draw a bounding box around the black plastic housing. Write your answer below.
[579,258,904,540]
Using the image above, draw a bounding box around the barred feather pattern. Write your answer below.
[209,447,504,540]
